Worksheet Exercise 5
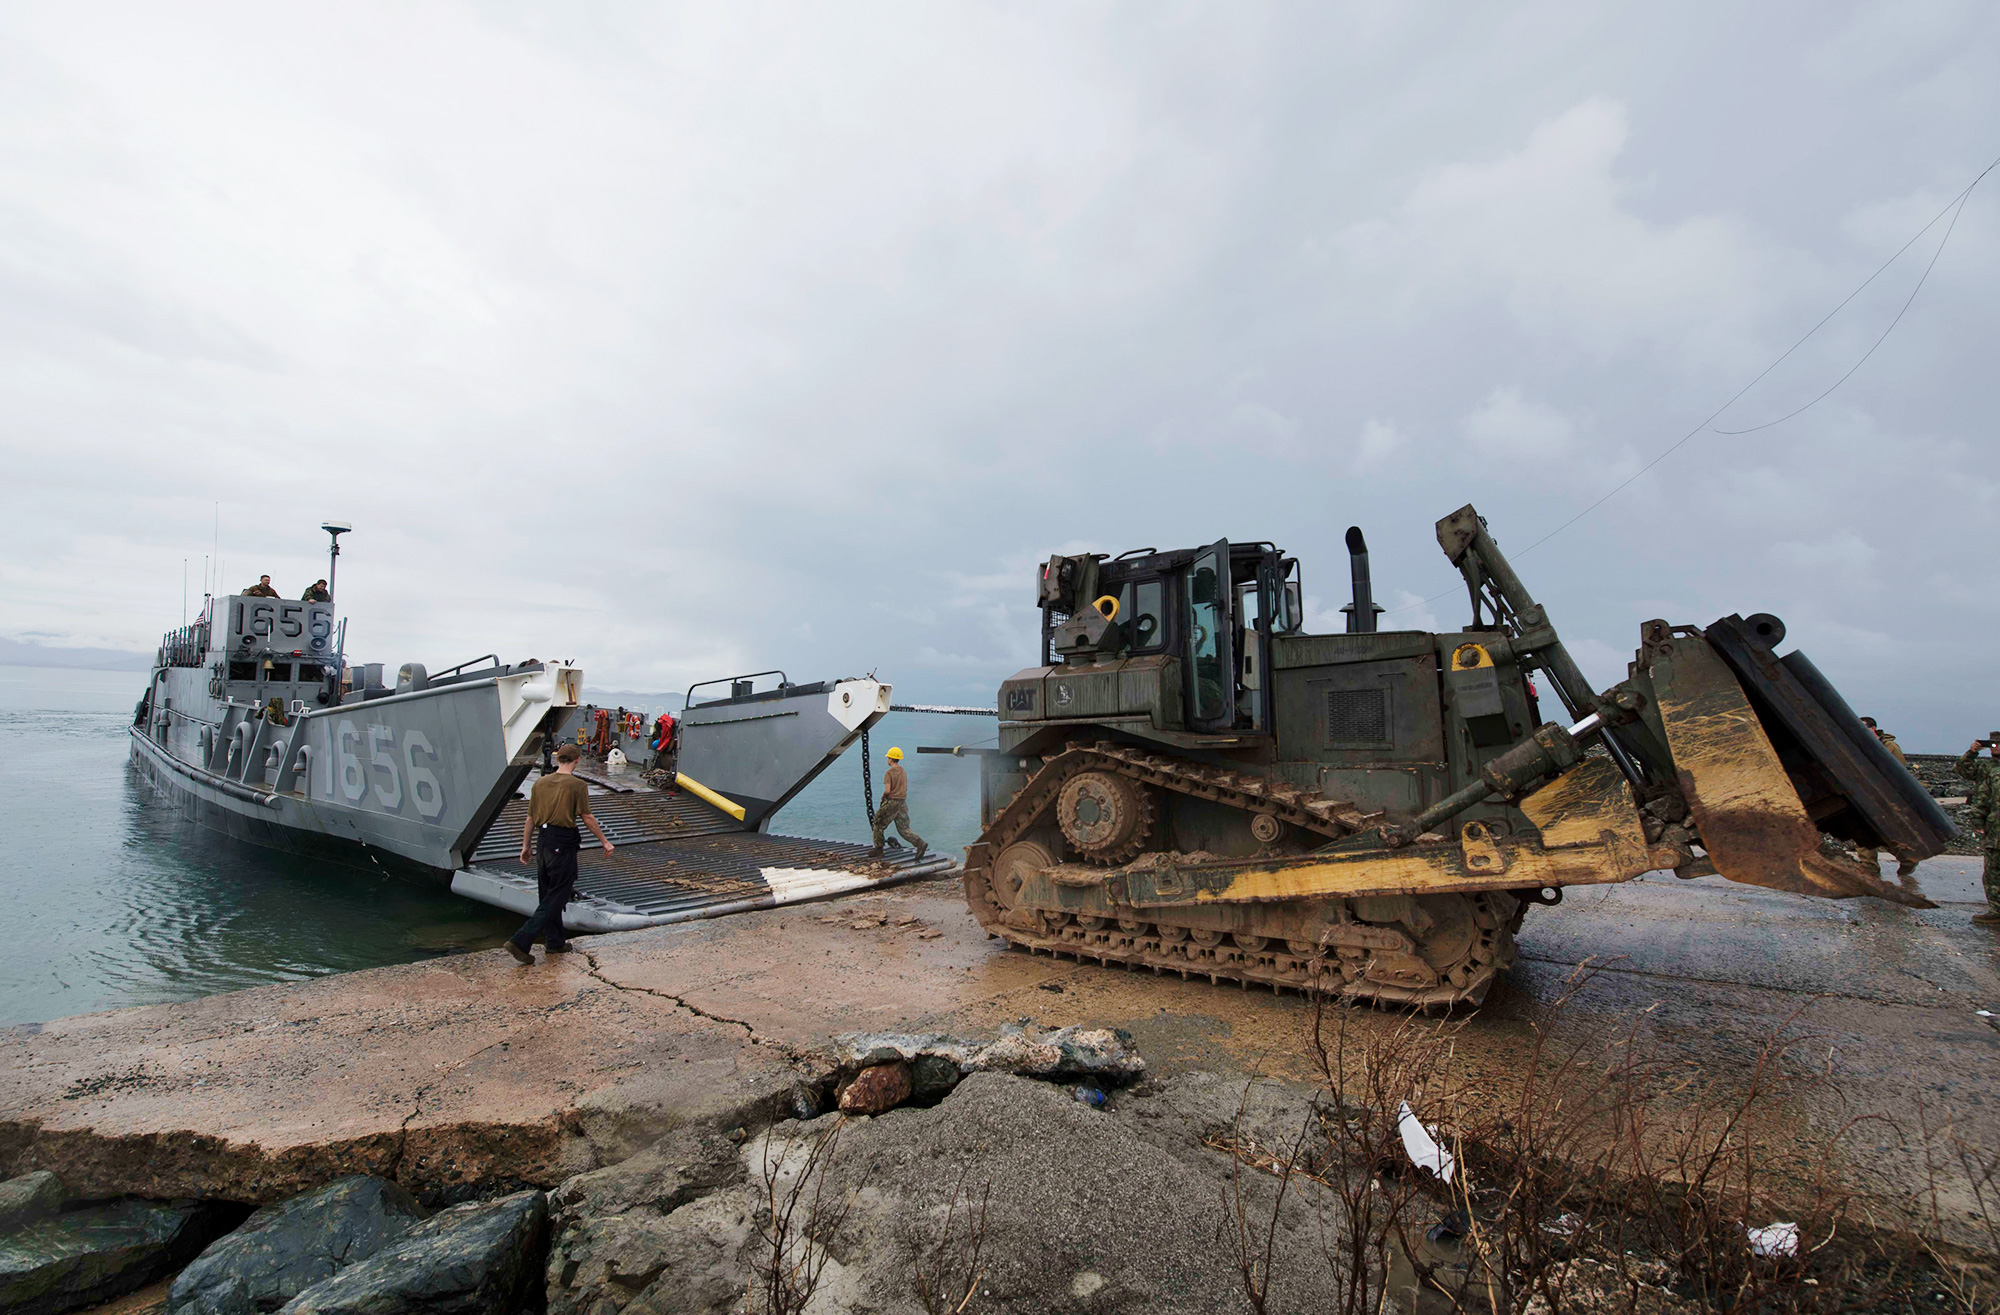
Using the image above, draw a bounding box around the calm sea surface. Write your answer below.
[0,666,988,1027]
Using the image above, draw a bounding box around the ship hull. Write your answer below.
[128,729,452,881]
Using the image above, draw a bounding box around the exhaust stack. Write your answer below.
[1341,526,1382,633]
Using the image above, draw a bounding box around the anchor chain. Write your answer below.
[860,726,875,824]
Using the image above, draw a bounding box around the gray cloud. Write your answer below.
[2,2,1995,748]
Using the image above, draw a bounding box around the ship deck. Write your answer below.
[453,768,955,931]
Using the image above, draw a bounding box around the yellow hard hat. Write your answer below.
[886,746,904,760]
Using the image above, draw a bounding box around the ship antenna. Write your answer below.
[321,521,352,605]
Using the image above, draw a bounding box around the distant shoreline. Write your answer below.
[0,641,151,672]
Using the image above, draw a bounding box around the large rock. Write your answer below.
[550,1125,743,1225]
[0,1199,232,1315]
[835,1064,911,1115]
[756,1073,1337,1314]
[830,1025,1146,1088]
[966,1025,1146,1084]
[278,1191,547,1315]
[907,1054,961,1103]
[552,1185,760,1315]
[571,1073,1336,1315]
[167,1176,425,1315]
[546,1124,748,1315]
[0,1172,63,1234]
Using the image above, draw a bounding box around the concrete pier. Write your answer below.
[2,861,1994,1232]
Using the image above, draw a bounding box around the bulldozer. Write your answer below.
[960,505,1955,1005]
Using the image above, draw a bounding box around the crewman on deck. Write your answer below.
[507,743,615,963]
[242,575,280,597]
[651,711,678,776]
[302,579,330,602]
[869,746,927,863]
[1860,717,1908,767]
[1954,736,2000,927]
[1855,717,1919,879]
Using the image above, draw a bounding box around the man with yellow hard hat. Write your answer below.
[869,746,927,862]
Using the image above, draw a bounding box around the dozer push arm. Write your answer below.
[1436,505,1670,785]
[1390,714,1596,844]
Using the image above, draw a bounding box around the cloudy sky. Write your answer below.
[3,2,1994,746]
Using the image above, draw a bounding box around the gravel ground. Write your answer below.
[1907,754,1986,856]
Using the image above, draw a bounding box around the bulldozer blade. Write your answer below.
[1648,632,1934,909]
[1704,615,1957,858]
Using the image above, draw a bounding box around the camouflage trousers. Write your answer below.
[1985,847,2000,908]
[871,797,924,851]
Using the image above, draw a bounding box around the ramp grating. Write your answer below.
[456,815,956,932]
[469,785,743,863]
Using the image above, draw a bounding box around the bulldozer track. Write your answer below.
[981,743,1376,855]
[963,743,1522,1006]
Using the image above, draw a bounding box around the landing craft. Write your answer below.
[131,525,950,932]
[960,504,1955,1005]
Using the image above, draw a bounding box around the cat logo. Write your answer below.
[1055,682,1073,707]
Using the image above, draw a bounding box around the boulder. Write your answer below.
[546,1125,749,1315]
[782,1081,823,1122]
[167,1176,424,1315]
[587,1184,761,1315]
[0,1172,64,1234]
[829,1025,1146,1090]
[908,1054,961,1103]
[967,1025,1146,1085]
[0,1199,232,1315]
[546,1072,1340,1315]
[769,1073,1337,1314]
[278,1191,546,1315]
[836,1064,911,1115]
[829,1033,981,1072]
[550,1125,743,1225]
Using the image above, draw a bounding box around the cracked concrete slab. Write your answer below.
[2,862,1994,1236]
[0,943,816,1203]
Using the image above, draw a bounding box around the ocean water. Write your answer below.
[767,709,991,852]
[0,666,990,1027]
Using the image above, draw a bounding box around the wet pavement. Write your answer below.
[2,858,1993,1236]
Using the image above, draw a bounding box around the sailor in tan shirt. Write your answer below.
[507,743,614,964]
[869,746,926,862]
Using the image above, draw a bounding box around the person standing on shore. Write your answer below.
[1954,737,2000,927]
[869,746,927,862]
[1860,717,1908,768]
[1855,717,1919,879]
[507,743,615,963]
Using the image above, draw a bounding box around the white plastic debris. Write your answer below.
[1396,1101,1456,1183]
[1977,1009,1995,1018]
[1746,1222,1799,1258]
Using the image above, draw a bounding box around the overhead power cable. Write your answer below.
[1707,175,1983,435]
[1381,150,1997,617]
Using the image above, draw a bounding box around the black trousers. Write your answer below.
[511,824,580,952]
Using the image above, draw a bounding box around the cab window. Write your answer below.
[1117,578,1166,651]
[1186,555,1225,721]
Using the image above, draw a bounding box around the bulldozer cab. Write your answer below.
[1035,541,1301,739]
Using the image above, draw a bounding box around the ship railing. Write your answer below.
[424,653,505,689]
[157,619,211,669]
[685,669,791,709]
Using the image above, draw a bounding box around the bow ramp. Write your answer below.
[450,675,955,931]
